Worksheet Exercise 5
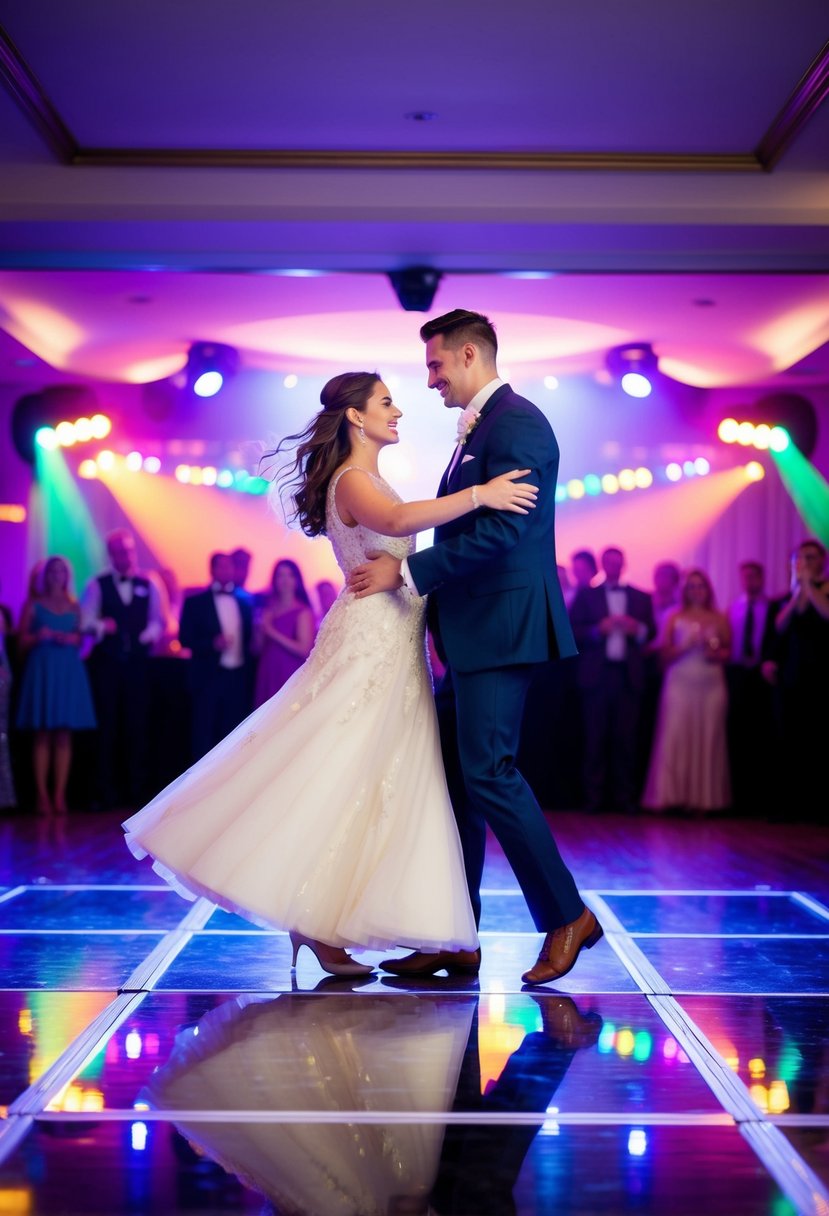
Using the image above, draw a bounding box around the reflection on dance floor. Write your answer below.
[0,814,827,1214]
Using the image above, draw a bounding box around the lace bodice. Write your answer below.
[326,468,415,576]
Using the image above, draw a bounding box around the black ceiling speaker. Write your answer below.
[388,267,443,312]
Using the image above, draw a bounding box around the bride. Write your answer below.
[123,371,537,976]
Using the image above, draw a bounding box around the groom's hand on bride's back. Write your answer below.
[348,552,404,598]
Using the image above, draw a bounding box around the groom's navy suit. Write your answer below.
[407,384,584,931]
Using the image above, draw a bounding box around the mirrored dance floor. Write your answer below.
[0,812,827,1215]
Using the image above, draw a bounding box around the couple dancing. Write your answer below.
[123,308,602,986]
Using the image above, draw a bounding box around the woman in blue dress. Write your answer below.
[16,556,96,814]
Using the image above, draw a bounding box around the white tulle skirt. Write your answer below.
[124,588,478,952]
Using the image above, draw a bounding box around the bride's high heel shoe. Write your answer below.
[289,932,374,977]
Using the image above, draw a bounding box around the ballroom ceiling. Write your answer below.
[0,2,828,390]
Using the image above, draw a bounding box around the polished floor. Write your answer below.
[0,811,827,1215]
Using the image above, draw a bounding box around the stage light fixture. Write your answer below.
[388,266,443,312]
[718,418,739,443]
[769,426,790,452]
[583,474,602,496]
[96,450,115,471]
[745,461,765,482]
[186,342,239,398]
[601,474,620,494]
[78,459,98,479]
[125,451,143,472]
[217,469,234,488]
[618,468,637,491]
[143,456,161,474]
[283,374,298,389]
[544,375,560,391]
[566,479,585,499]
[607,344,657,398]
[665,463,682,482]
[694,457,710,476]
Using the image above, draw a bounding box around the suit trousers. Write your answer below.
[441,664,584,931]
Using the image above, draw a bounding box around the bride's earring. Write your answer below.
[358,422,366,446]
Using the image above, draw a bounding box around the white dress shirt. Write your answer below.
[401,378,505,593]
[213,588,244,669]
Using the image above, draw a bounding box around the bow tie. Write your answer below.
[212,582,235,595]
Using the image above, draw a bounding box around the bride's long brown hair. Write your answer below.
[264,371,381,537]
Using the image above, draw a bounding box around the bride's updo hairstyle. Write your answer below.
[265,371,381,537]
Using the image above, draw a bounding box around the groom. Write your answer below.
[349,309,602,985]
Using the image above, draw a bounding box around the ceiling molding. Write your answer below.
[0,24,77,162]
[755,39,829,170]
[0,21,825,174]
[72,148,762,172]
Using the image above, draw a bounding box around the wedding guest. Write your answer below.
[179,552,255,760]
[763,540,829,814]
[638,558,682,790]
[314,579,338,621]
[567,549,597,609]
[230,547,253,593]
[569,546,655,813]
[642,568,731,813]
[650,560,681,642]
[726,561,774,812]
[81,529,164,810]
[16,556,96,814]
[254,560,316,707]
[0,606,16,811]
[150,567,184,657]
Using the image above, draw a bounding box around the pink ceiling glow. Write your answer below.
[1,270,829,388]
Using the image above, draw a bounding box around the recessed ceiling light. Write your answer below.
[692,298,716,307]
[404,111,438,122]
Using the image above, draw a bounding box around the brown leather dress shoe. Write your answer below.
[379,948,482,977]
[521,908,603,986]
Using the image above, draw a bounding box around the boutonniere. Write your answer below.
[456,405,481,446]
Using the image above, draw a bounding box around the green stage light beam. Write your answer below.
[31,446,106,589]
[770,441,829,546]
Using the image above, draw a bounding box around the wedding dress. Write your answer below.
[124,468,478,952]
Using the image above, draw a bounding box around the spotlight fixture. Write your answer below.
[186,342,239,398]
[388,267,443,312]
[606,344,658,399]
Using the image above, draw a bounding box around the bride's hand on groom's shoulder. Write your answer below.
[348,552,404,599]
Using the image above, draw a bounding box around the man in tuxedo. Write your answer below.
[726,560,774,812]
[569,546,655,814]
[349,308,600,987]
[179,552,254,761]
[81,528,164,809]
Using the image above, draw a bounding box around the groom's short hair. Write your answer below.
[420,309,498,361]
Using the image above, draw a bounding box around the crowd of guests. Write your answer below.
[0,530,826,819]
[0,532,334,816]
[555,540,828,816]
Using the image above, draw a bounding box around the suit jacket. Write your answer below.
[569,582,655,690]
[407,384,577,674]
[179,588,253,686]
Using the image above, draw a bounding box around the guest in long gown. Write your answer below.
[16,556,96,815]
[254,560,316,707]
[642,567,731,813]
